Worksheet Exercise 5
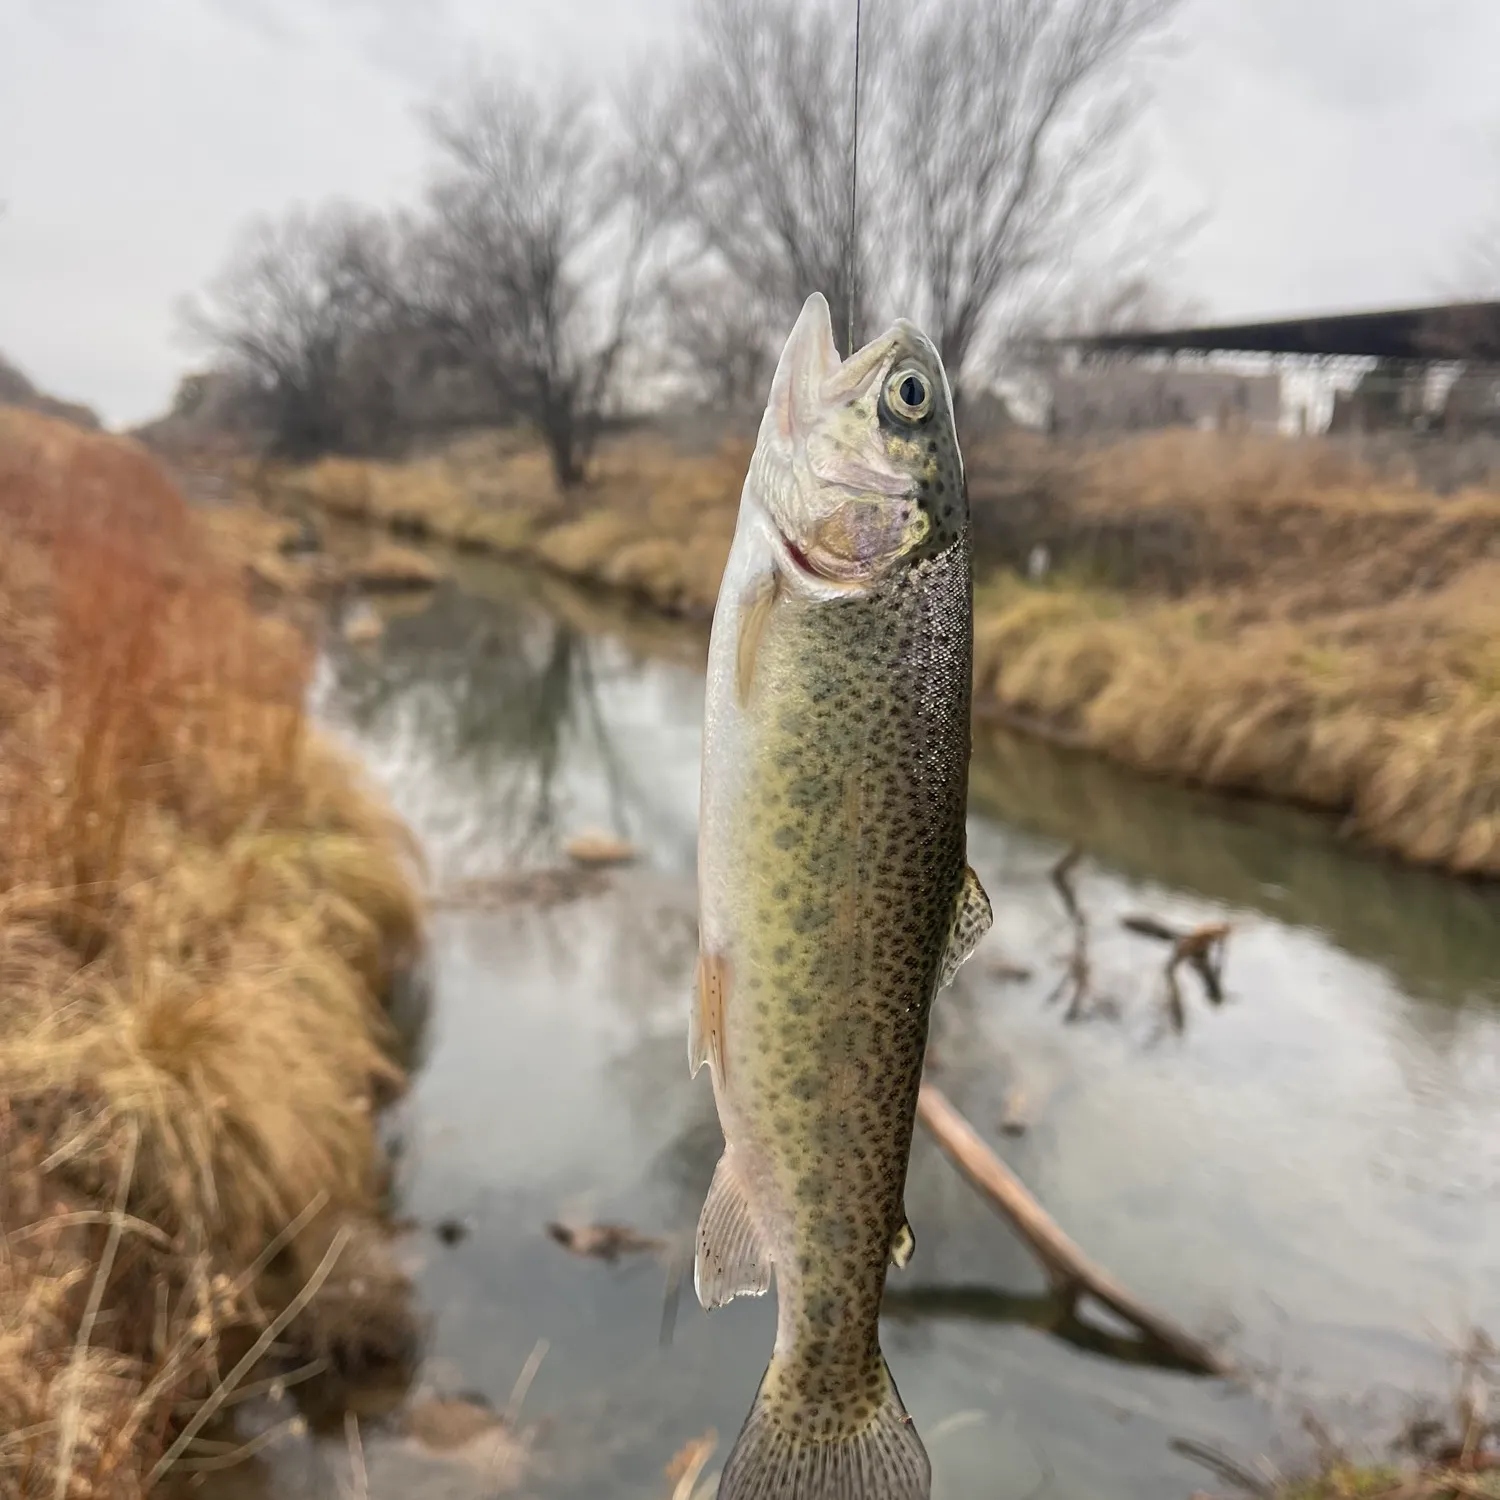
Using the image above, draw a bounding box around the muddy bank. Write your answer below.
[0,412,426,1496]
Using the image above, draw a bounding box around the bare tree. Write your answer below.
[183,202,397,456]
[408,72,654,487]
[658,267,778,413]
[640,0,891,361]
[645,0,1179,396]
[1028,268,1207,344]
[884,0,1182,388]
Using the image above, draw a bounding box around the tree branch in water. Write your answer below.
[1122,913,1233,1032]
[916,1081,1232,1376]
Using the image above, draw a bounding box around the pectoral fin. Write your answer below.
[688,950,729,1080]
[938,865,992,991]
[891,1217,916,1270]
[695,1151,772,1309]
[735,570,780,708]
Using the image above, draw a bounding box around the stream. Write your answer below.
[214,545,1500,1499]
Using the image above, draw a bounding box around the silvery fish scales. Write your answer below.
[692,292,992,1500]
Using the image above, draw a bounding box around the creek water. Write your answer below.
[217,546,1500,1499]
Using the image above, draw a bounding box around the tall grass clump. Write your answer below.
[265,429,747,617]
[0,410,424,1496]
[970,430,1500,875]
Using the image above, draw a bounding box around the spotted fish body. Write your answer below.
[693,293,992,1500]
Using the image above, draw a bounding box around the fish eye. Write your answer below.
[885,367,933,423]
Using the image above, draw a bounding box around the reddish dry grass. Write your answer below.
[0,411,423,1497]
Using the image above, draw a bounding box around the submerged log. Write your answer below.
[915,1081,1232,1377]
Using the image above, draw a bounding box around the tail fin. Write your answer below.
[716,1356,930,1500]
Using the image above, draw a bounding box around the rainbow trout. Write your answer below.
[692,291,992,1499]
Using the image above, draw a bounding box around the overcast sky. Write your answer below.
[2,0,1497,428]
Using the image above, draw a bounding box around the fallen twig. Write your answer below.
[660,1239,689,1349]
[666,1431,718,1500]
[987,958,1034,983]
[173,1417,307,1473]
[1169,1437,1277,1497]
[1045,845,1094,1020]
[546,1220,668,1262]
[1122,914,1233,1031]
[431,868,610,910]
[916,1082,1231,1376]
[505,1337,550,1427]
[344,1412,368,1500]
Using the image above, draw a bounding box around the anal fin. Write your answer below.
[694,1151,772,1309]
[938,864,993,991]
[891,1217,915,1270]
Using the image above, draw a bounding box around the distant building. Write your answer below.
[1325,366,1430,434]
[1046,365,1282,437]
[1048,298,1500,438]
[1439,367,1500,434]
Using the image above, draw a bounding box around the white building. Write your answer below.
[1046,364,1283,436]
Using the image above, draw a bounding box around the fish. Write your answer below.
[692,290,992,1500]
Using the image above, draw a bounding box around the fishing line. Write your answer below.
[845,0,864,356]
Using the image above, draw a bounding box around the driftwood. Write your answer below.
[545,1220,668,1262]
[916,1081,1231,1376]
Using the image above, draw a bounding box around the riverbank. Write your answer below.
[237,424,1500,879]
[0,411,424,1495]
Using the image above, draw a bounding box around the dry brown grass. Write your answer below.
[196,503,342,603]
[967,427,1500,607]
[970,429,1500,875]
[0,410,424,1496]
[268,430,746,616]
[345,543,444,591]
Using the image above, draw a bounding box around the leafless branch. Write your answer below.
[883,0,1183,386]
[1122,913,1233,1033]
[182,202,399,456]
[637,0,897,360]
[1045,844,1096,1019]
[409,70,654,485]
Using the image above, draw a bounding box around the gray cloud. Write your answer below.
[0,0,1495,426]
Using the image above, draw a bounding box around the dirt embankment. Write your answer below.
[0,411,425,1497]
[225,423,1500,878]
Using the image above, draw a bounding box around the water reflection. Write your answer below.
[971,724,1500,1013]
[326,582,650,863]
[282,551,1500,1500]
